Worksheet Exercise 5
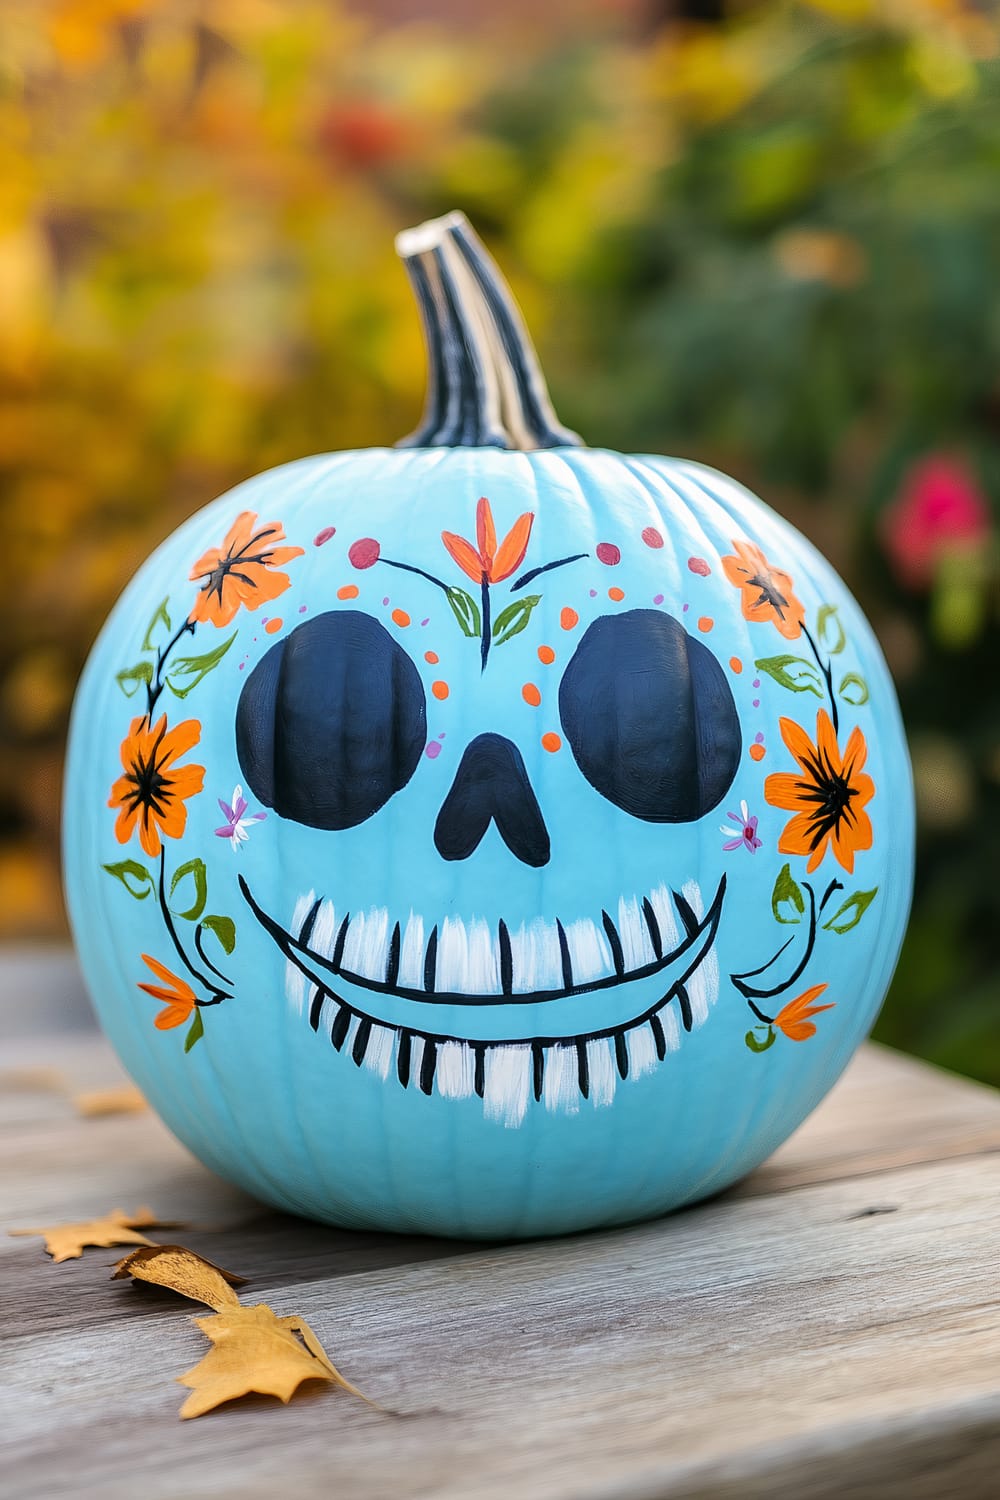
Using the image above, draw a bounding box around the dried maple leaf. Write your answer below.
[113,1244,246,1310]
[74,1085,148,1117]
[9,1205,174,1262]
[177,1303,366,1419]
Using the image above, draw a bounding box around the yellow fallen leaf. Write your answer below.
[177,1303,367,1419]
[9,1206,174,1262]
[74,1085,148,1117]
[112,1244,246,1310]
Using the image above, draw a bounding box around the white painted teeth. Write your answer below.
[290,881,712,999]
[285,877,721,1122]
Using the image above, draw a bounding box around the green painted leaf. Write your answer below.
[141,598,172,653]
[838,671,870,706]
[445,586,481,639]
[817,604,846,655]
[201,914,236,955]
[102,859,155,900]
[184,1009,204,1052]
[115,660,153,697]
[165,633,236,698]
[745,1026,776,1053]
[823,888,878,934]
[492,594,541,646]
[169,858,208,921]
[771,863,805,924]
[754,655,824,697]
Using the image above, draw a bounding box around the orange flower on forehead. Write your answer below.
[108,715,205,858]
[721,538,805,640]
[772,983,835,1042]
[765,710,875,874]
[137,954,197,1031]
[442,496,533,584]
[189,511,304,628]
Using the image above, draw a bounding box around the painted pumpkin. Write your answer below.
[63,213,914,1238]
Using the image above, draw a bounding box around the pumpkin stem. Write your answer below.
[395,211,583,452]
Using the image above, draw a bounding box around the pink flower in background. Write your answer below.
[881,455,992,589]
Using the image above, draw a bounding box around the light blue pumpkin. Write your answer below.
[63,213,914,1238]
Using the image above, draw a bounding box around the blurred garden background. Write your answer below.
[1,0,998,1084]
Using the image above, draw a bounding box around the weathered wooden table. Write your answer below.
[3,949,999,1499]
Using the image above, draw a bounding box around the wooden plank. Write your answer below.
[4,1153,998,1500]
[3,1014,999,1499]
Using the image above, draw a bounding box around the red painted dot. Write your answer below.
[522,683,541,707]
[541,732,562,753]
[729,656,743,674]
[697,616,714,633]
[749,743,766,762]
[264,617,283,634]
[432,680,449,700]
[688,556,711,576]
[642,527,664,549]
[560,608,579,631]
[349,538,380,569]
[596,542,620,566]
[392,608,410,627]
[425,651,439,664]
[337,584,359,600]
[314,526,336,546]
[608,586,625,602]
[538,645,555,664]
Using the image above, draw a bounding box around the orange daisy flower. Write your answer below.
[137,954,197,1030]
[109,715,205,858]
[189,511,304,628]
[765,710,875,874]
[772,983,835,1042]
[721,538,806,640]
[442,496,533,584]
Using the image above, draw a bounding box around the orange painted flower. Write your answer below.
[109,715,205,858]
[772,983,835,1041]
[765,711,875,874]
[189,511,304,627]
[442,496,533,584]
[137,954,197,1030]
[721,538,805,639]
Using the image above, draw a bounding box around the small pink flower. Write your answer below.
[721,801,762,853]
[349,538,381,569]
[881,455,992,589]
[215,785,266,851]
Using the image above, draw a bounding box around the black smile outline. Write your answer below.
[238,873,725,1010]
[240,875,726,1099]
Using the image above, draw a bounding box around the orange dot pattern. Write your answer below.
[424,651,439,664]
[337,584,359,600]
[560,608,578,631]
[729,656,743,673]
[608,587,625,602]
[538,645,556,664]
[541,732,562,753]
[697,616,714,633]
[392,608,410,628]
[522,683,541,707]
[264,617,283,635]
[432,680,449,700]
[749,743,766,762]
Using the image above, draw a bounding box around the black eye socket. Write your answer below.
[236,610,427,830]
[558,609,741,823]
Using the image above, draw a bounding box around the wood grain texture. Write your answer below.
[2,956,999,1500]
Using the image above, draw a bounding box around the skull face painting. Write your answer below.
[64,215,913,1237]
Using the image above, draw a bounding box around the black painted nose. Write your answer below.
[434,733,550,867]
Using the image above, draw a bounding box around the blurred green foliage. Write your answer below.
[1,0,997,1083]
